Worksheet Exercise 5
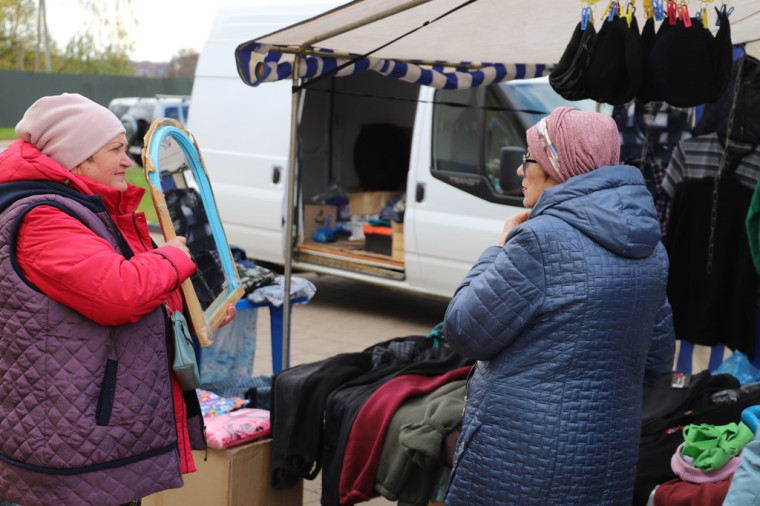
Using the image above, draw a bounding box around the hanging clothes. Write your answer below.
[612,100,693,236]
[663,134,760,359]
[693,54,760,147]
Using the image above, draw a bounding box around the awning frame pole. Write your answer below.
[278,0,434,372]
[281,54,302,373]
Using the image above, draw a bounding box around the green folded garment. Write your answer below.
[681,422,756,471]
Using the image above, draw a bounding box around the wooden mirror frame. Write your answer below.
[142,118,244,346]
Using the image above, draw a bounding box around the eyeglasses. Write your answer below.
[522,153,538,166]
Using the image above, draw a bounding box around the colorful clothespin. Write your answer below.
[652,0,665,21]
[700,6,709,27]
[678,1,691,27]
[644,0,654,19]
[716,2,734,25]
[581,5,594,30]
[602,0,621,21]
[621,2,636,27]
[667,0,678,24]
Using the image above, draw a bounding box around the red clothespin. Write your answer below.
[667,0,678,24]
[604,0,620,21]
[678,1,691,27]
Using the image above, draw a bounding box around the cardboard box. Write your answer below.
[142,438,302,506]
[391,221,404,262]
[303,203,338,241]
[348,191,397,216]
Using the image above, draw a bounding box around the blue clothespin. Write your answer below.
[716,4,734,25]
[581,6,593,30]
[607,1,620,21]
[652,0,665,21]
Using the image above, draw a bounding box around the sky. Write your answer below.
[45,0,251,62]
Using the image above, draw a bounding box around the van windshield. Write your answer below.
[504,77,612,124]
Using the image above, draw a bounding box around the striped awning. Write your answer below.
[233,0,565,90]
[235,42,551,89]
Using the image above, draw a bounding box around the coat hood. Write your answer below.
[0,139,144,215]
[529,165,661,258]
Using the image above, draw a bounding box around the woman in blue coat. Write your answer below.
[444,106,675,505]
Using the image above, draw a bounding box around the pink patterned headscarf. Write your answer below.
[526,106,620,183]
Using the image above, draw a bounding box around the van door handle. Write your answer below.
[416,183,425,203]
[272,166,282,184]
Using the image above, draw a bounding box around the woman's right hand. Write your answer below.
[165,236,192,259]
[498,211,530,246]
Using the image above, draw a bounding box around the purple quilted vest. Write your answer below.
[0,191,183,505]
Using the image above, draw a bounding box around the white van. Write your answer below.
[189,4,607,300]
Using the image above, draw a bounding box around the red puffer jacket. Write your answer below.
[0,139,201,474]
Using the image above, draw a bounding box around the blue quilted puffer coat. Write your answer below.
[444,165,675,506]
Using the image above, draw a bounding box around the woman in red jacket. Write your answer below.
[0,93,233,505]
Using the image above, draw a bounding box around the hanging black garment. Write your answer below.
[693,54,760,145]
[648,10,732,108]
[582,15,643,105]
[636,16,660,103]
[269,351,375,490]
[664,163,758,358]
[549,21,597,101]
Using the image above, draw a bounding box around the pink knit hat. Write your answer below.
[15,93,126,170]
[526,106,620,183]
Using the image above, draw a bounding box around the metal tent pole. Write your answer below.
[280,55,303,373]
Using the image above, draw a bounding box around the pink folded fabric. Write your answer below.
[671,443,741,483]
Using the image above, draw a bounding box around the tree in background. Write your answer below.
[0,0,136,75]
[167,48,198,78]
[0,0,38,70]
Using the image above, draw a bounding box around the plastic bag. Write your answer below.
[714,351,760,385]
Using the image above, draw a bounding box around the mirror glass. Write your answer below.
[143,118,243,346]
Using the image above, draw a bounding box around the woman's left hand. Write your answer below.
[219,303,236,327]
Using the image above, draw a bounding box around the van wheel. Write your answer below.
[353,123,410,191]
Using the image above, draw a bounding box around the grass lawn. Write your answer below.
[0,127,15,139]
[126,167,159,223]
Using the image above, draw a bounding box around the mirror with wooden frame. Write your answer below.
[142,118,243,346]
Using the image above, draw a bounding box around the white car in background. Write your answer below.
[118,95,190,166]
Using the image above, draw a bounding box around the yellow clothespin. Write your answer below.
[621,2,636,26]
[699,0,715,28]
[644,0,654,19]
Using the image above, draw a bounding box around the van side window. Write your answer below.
[431,86,525,205]
[432,88,479,174]
[484,87,525,196]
